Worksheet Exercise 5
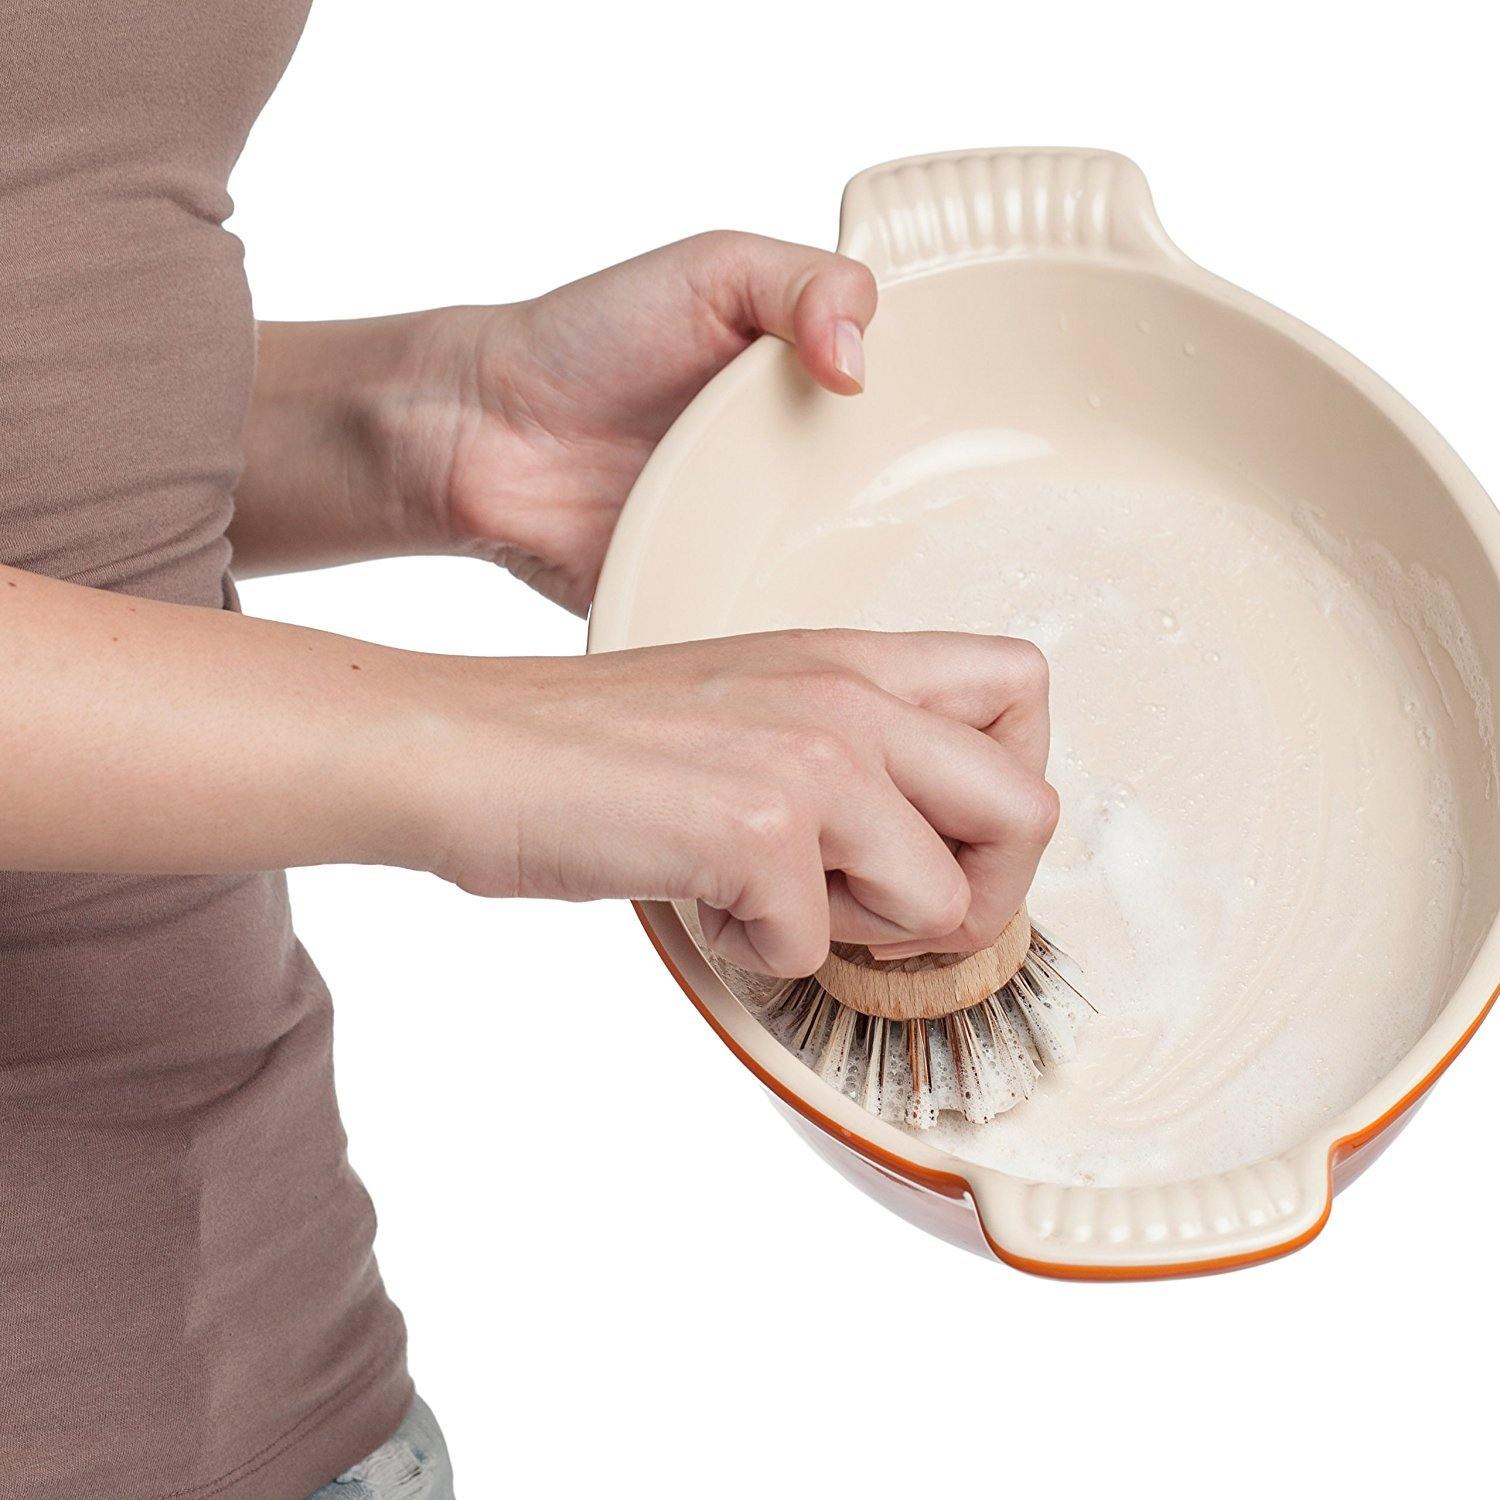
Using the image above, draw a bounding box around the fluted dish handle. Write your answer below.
[838,148,1190,282]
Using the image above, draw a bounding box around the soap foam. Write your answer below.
[707,469,1470,1187]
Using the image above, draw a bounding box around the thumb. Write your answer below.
[686,231,878,395]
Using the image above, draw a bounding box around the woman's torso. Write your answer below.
[0,4,410,1494]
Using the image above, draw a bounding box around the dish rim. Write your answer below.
[588,148,1500,1274]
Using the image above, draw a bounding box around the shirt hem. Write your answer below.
[156,1340,414,1500]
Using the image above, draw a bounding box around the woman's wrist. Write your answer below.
[233,309,498,575]
[364,648,546,887]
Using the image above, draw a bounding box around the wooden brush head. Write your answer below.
[814,909,1032,1022]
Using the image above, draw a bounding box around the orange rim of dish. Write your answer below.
[635,902,1499,1281]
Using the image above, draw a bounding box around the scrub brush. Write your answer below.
[755,909,1090,1129]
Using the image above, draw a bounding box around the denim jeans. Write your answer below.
[307,1395,454,1499]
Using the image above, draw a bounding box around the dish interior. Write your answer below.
[611,261,1500,1188]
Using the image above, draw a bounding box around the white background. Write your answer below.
[230,2,1498,1494]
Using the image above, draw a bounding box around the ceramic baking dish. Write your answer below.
[588,148,1500,1277]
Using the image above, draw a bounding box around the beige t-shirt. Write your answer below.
[0,3,411,1493]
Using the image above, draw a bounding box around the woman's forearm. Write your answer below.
[0,561,439,874]
[233,237,874,613]
[233,314,473,576]
[0,559,1059,972]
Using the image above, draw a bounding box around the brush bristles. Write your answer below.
[757,929,1089,1129]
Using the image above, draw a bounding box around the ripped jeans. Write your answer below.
[308,1395,455,1499]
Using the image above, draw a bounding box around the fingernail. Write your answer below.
[832,319,865,391]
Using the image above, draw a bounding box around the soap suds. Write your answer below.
[1296,504,1498,803]
[703,467,1472,1187]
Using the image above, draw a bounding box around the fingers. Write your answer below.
[695,750,970,977]
[799,636,1057,958]
[684,232,878,396]
[792,269,872,394]
[864,700,1058,958]
[694,781,834,976]
[808,628,1053,774]
[697,864,831,979]
[818,776,970,946]
[677,628,1058,978]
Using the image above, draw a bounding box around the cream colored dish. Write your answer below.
[589,149,1500,1276]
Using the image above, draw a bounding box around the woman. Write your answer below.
[0,4,1057,1495]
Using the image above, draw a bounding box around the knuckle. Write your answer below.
[1018,779,1062,843]
[783,626,858,662]
[782,933,832,979]
[726,784,803,859]
[694,901,730,945]
[689,228,744,261]
[690,834,742,915]
[951,916,999,955]
[811,253,879,311]
[1008,639,1051,698]
[697,862,745,918]
[836,254,879,304]
[805,665,876,716]
[778,724,854,778]
[912,878,970,940]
